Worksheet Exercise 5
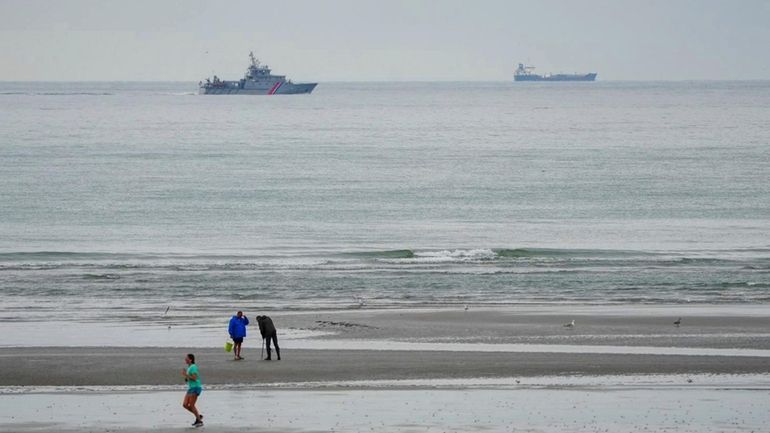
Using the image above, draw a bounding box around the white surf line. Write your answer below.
[254,374,770,390]
[5,373,770,394]
[422,333,770,342]
[289,339,770,357]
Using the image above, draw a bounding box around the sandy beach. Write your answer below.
[2,346,770,387]
[3,385,769,433]
[3,307,770,386]
[2,307,770,432]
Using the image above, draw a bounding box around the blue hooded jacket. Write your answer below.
[228,315,249,339]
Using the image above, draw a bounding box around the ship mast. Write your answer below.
[249,51,260,68]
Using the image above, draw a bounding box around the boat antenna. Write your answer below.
[249,51,259,67]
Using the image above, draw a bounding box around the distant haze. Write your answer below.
[1,0,769,81]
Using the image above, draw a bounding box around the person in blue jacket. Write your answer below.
[228,311,249,360]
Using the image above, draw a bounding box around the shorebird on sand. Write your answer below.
[674,317,682,327]
[563,320,575,328]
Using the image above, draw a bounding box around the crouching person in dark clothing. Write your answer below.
[257,315,280,360]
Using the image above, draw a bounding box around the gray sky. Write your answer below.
[1,0,769,81]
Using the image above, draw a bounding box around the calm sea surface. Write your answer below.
[1,81,769,318]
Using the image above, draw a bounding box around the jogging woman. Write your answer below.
[182,353,204,427]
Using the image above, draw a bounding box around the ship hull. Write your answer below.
[199,82,317,95]
[514,73,597,82]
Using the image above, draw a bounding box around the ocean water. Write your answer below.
[1,81,769,322]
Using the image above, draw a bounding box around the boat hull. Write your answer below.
[199,82,317,95]
[514,73,597,82]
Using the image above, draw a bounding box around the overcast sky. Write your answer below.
[1,0,769,81]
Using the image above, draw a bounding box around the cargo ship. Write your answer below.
[514,63,597,82]
[199,52,317,95]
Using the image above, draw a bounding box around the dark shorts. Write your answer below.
[233,337,243,344]
[186,387,202,396]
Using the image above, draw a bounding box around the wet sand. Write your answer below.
[1,347,769,387]
[5,305,770,349]
[3,307,770,387]
[2,386,769,433]
[291,306,770,349]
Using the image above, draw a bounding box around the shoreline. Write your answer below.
[5,372,770,393]
[3,305,770,350]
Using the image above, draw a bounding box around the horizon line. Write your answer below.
[2,79,770,84]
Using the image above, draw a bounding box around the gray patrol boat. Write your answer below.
[199,52,317,95]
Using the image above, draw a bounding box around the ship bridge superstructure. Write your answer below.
[244,52,286,81]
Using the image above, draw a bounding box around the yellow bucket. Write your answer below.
[224,340,234,353]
